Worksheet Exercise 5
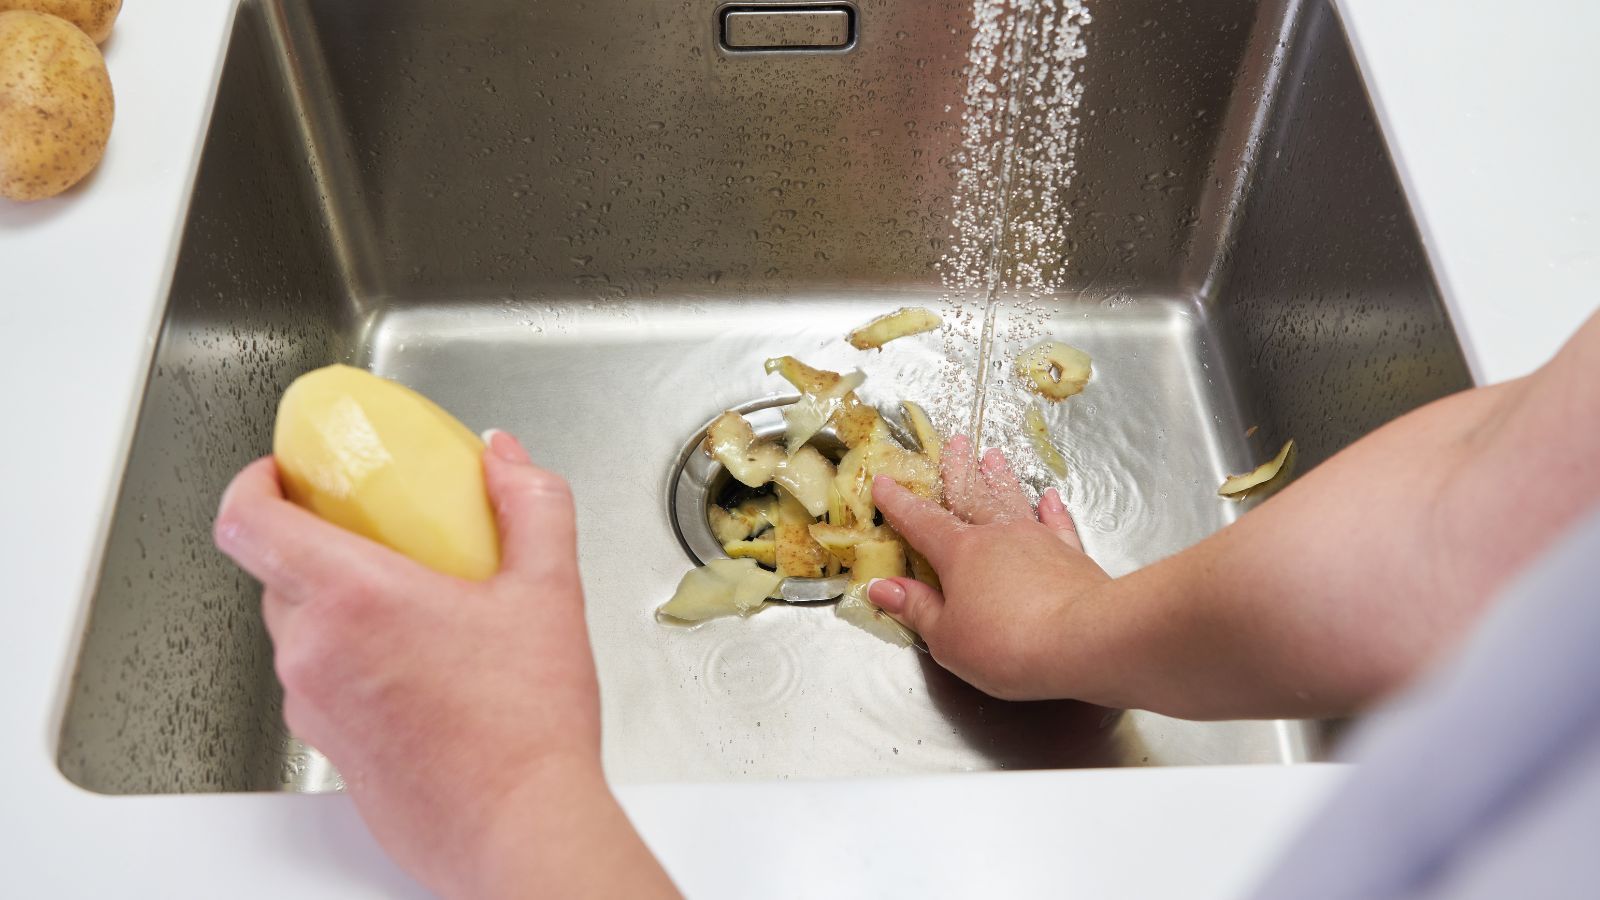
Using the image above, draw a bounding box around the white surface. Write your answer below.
[1339,0,1600,383]
[1,0,1594,896]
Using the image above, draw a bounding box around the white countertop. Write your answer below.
[1,1,1595,896]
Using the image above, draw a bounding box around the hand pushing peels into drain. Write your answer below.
[660,357,946,639]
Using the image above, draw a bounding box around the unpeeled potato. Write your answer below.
[0,10,113,201]
[0,0,121,43]
[273,365,501,581]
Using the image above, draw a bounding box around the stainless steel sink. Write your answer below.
[58,0,1471,794]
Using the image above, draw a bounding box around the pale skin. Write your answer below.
[214,309,1600,895]
[214,432,679,899]
[869,306,1600,718]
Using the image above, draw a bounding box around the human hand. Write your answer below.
[868,436,1115,702]
[214,430,674,899]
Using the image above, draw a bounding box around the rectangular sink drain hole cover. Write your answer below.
[719,4,857,52]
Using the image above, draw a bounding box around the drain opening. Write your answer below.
[669,398,869,570]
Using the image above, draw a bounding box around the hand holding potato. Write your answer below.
[0,9,113,201]
[215,433,678,899]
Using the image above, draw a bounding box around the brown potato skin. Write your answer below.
[0,10,114,202]
[0,0,121,43]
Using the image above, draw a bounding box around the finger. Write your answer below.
[978,448,1033,522]
[482,430,580,585]
[214,457,427,602]
[1037,487,1085,552]
[873,476,962,568]
[868,577,944,637]
[940,435,984,523]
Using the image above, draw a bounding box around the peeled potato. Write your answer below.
[0,0,122,43]
[0,10,114,201]
[273,364,501,581]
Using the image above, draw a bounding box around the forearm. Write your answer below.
[468,762,679,900]
[1089,309,1600,720]
[1084,378,1530,720]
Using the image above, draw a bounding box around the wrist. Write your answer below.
[461,755,614,899]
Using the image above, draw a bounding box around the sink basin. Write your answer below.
[58,0,1470,794]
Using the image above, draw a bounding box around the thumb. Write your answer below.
[1037,487,1084,552]
[482,429,580,582]
[868,577,944,638]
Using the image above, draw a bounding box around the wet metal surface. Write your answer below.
[58,0,1468,793]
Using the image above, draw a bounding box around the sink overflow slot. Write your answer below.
[718,4,858,53]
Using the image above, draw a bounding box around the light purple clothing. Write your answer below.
[1251,504,1600,899]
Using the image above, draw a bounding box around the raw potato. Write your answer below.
[1017,340,1093,401]
[847,307,943,350]
[1219,439,1296,498]
[0,10,114,201]
[1025,406,1069,479]
[658,558,781,623]
[273,364,500,581]
[0,0,122,43]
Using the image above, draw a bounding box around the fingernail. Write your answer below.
[482,428,530,464]
[981,448,1007,470]
[867,578,906,612]
[1041,487,1064,511]
[873,475,895,489]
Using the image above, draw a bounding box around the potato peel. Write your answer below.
[1017,340,1093,401]
[724,538,777,567]
[772,445,836,517]
[1219,439,1296,498]
[808,523,891,568]
[901,401,943,468]
[782,369,865,454]
[847,307,943,351]
[705,411,783,488]
[836,540,918,647]
[658,559,782,623]
[1024,406,1069,479]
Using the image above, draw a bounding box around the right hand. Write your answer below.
[869,436,1114,701]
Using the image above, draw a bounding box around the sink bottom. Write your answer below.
[361,289,1318,783]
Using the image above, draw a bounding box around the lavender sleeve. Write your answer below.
[1249,503,1600,900]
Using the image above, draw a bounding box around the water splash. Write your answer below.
[933,0,1092,485]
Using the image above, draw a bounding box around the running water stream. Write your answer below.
[934,0,1092,474]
